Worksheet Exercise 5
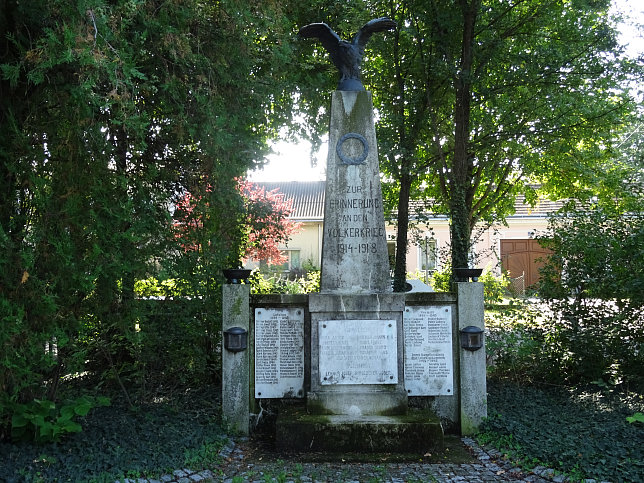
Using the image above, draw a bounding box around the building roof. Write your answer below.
[257,181,326,220]
[254,181,564,221]
[512,197,564,217]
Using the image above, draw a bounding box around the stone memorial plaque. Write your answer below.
[403,306,453,396]
[319,319,398,385]
[255,308,305,398]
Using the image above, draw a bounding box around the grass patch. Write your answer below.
[0,387,226,482]
[480,379,644,482]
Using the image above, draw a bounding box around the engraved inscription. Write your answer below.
[255,308,305,398]
[319,319,398,385]
[326,178,387,259]
[327,198,381,210]
[403,306,454,396]
[320,90,391,293]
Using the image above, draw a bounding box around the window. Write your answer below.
[260,249,301,272]
[418,237,437,272]
[288,250,301,270]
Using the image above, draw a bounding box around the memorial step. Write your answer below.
[276,407,444,453]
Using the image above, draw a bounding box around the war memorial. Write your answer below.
[221,18,486,452]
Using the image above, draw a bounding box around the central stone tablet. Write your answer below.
[319,319,398,385]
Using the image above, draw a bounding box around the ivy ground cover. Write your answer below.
[480,379,644,482]
[0,387,226,482]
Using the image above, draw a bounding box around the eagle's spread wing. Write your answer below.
[298,23,342,55]
[353,17,396,53]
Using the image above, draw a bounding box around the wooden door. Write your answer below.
[500,239,551,288]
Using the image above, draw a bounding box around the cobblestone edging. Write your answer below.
[115,440,235,483]
[116,467,217,483]
[462,438,611,483]
[117,437,611,483]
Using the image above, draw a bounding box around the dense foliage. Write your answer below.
[0,0,300,440]
[487,301,643,391]
[480,380,644,482]
[535,199,644,387]
[294,0,640,289]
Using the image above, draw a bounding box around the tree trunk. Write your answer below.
[393,166,412,292]
[391,17,412,293]
[450,0,478,274]
[450,186,472,271]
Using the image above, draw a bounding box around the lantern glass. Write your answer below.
[460,325,484,351]
[224,326,247,352]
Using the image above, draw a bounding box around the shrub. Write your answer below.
[249,270,320,294]
[486,200,644,388]
[10,396,110,443]
[430,268,452,293]
[135,299,222,387]
[485,301,549,383]
[486,298,644,388]
[430,266,510,303]
[535,201,644,387]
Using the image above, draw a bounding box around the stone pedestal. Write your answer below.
[222,284,250,435]
[276,408,444,453]
[307,293,407,416]
[276,292,444,453]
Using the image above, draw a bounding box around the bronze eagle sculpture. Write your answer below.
[299,17,397,91]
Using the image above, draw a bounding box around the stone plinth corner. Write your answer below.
[456,282,487,435]
[222,284,250,435]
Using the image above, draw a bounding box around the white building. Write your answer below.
[251,181,560,289]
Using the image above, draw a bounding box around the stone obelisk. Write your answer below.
[306,89,406,416]
[320,90,391,294]
[300,17,406,417]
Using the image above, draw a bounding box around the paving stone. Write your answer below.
[541,468,556,477]
[118,435,574,483]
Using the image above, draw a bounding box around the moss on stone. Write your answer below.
[276,407,444,453]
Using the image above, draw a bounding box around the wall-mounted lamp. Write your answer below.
[223,326,248,352]
[460,326,484,351]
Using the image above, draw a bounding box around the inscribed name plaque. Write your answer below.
[403,306,453,396]
[255,308,305,398]
[319,319,398,385]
